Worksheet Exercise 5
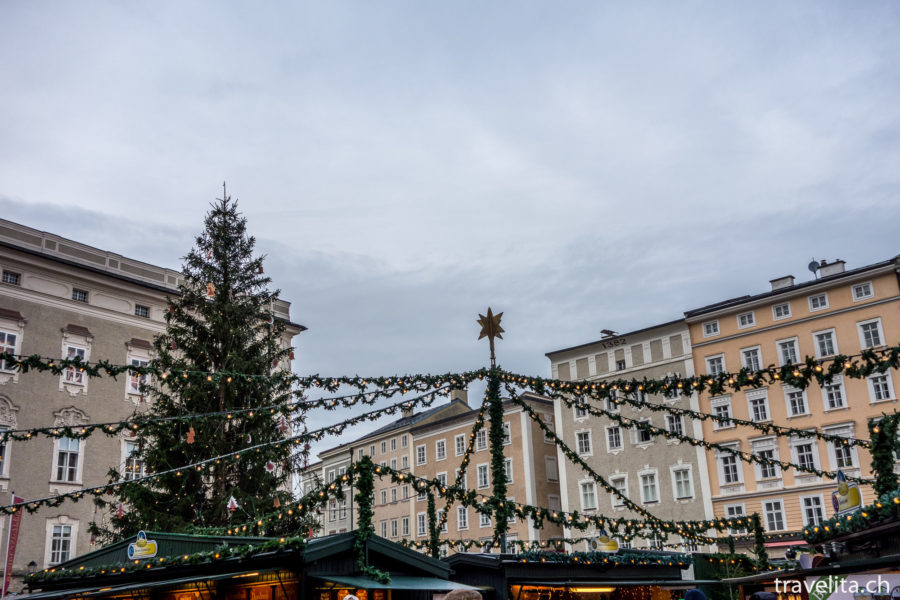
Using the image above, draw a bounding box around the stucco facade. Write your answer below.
[0,219,303,585]
[546,320,714,553]
[684,257,900,545]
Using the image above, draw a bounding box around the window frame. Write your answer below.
[746,389,770,423]
[852,281,874,301]
[711,396,734,430]
[736,311,756,330]
[741,345,762,371]
[763,499,786,532]
[579,480,598,511]
[1,270,21,286]
[454,434,466,456]
[717,443,743,485]
[575,429,593,456]
[800,494,826,527]
[435,439,447,461]
[71,288,89,303]
[52,437,83,485]
[609,475,628,508]
[702,320,720,338]
[822,375,847,411]
[868,373,895,403]
[808,293,829,312]
[812,328,838,358]
[606,425,623,452]
[415,444,426,466]
[638,469,659,504]
[670,466,694,501]
[45,518,79,567]
[772,302,792,321]
[857,318,885,350]
[476,463,490,489]
[706,354,726,377]
[776,337,800,366]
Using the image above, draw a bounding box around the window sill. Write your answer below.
[824,406,849,413]
[786,413,811,420]
[607,448,623,455]
[870,398,897,405]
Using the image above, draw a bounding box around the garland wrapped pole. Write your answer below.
[869,414,900,497]
[353,456,389,583]
[427,491,440,558]
[478,308,510,551]
[751,513,769,571]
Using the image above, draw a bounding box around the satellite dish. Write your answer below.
[808,260,820,278]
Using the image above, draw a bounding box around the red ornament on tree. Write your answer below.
[186,426,195,444]
[227,496,239,514]
[115,502,125,519]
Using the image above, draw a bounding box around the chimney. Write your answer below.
[401,404,414,418]
[769,275,795,291]
[819,259,846,277]
[450,388,468,405]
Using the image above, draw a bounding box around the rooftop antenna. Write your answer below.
[808,259,820,280]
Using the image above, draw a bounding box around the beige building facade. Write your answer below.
[546,320,715,553]
[685,256,900,544]
[0,219,303,584]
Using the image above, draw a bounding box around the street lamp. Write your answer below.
[26,562,36,576]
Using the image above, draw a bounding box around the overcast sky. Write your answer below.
[3,2,900,452]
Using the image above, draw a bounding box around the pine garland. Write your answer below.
[352,456,389,583]
[488,368,510,547]
[869,414,900,497]
[751,513,769,570]
[427,491,440,558]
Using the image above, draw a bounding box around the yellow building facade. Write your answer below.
[684,257,900,545]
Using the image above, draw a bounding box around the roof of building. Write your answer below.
[545,318,685,358]
[684,255,899,319]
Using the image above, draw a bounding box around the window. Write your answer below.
[809,293,828,311]
[438,509,448,533]
[858,320,884,349]
[328,500,337,521]
[380,520,387,537]
[401,455,409,469]
[712,397,733,429]
[49,524,73,564]
[742,347,761,371]
[778,338,799,365]
[123,440,145,481]
[436,472,447,488]
[502,422,511,445]
[0,331,17,372]
[763,500,786,531]
[545,456,558,481]
[401,434,408,448]
[616,359,626,371]
[802,496,824,526]
[673,468,693,499]
[390,519,398,537]
[134,304,150,318]
[71,288,89,303]
[725,504,746,534]
[703,320,719,337]
[417,513,426,536]
[0,426,7,475]
[610,476,627,508]
[853,282,874,301]
[1,271,20,286]
[720,452,741,485]
[390,458,397,470]
[391,438,397,451]
[328,469,336,482]
[682,537,699,553]
[357,448,364,460]
[455,434,466,456]
[574,404,588,419]
[640,472,658,503]
[340,499,347,519]
[747,392,769,422]
[381,441,386,454]
[794,442,818,470]
[401,516,409,536]
[833,441,855,469]
[380,490,387,505]
[417,487,426,501]
[128,359,149,395]
[416,445,426,465]
[823,376,846,410]
[479,512,491,527]
[477,464,490,489]
[607,426,622,451]
[706,355,725,376]
[576,431,592,455]
[737,312,755,329]
[504,458,513,483]
[458,506,468,530]
[64,346,86,385]
[633,420,653,444]
[476,430,488,451]
[606,394,619,412]
[402,485,409,499]
[785,386,808,416]
[665,415,683,437]
[370,444,375,456]
[869,374,894,402]
[506,499,516,523]
[580,481,597,510]
[390,487,398,502]
[55,438,80,482]
[435,440,446,461]
[542,416,555,443]
[772,302,791,320]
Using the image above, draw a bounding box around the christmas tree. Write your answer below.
[92,190,305,540]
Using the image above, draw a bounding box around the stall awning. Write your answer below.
[315,574,479,591]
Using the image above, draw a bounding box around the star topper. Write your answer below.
[477,307,504,367]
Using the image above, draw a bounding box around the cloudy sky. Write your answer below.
[3,2,900,448]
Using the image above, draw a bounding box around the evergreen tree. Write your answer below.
[92,191,304,540]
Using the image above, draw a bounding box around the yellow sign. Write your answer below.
[594,534,619,553]
[127,531,158,560]
[831,471,862,516]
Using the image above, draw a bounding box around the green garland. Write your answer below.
[26,535,308,584]
[427,491,440,558]
[751,513,769,570]
[548,390,871,483]
[803,488,900,544]
[488,369,510,547]
[352,456,390,583]
[436,402,487,532]
[869,414,900,497]
[515,549,690,567]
